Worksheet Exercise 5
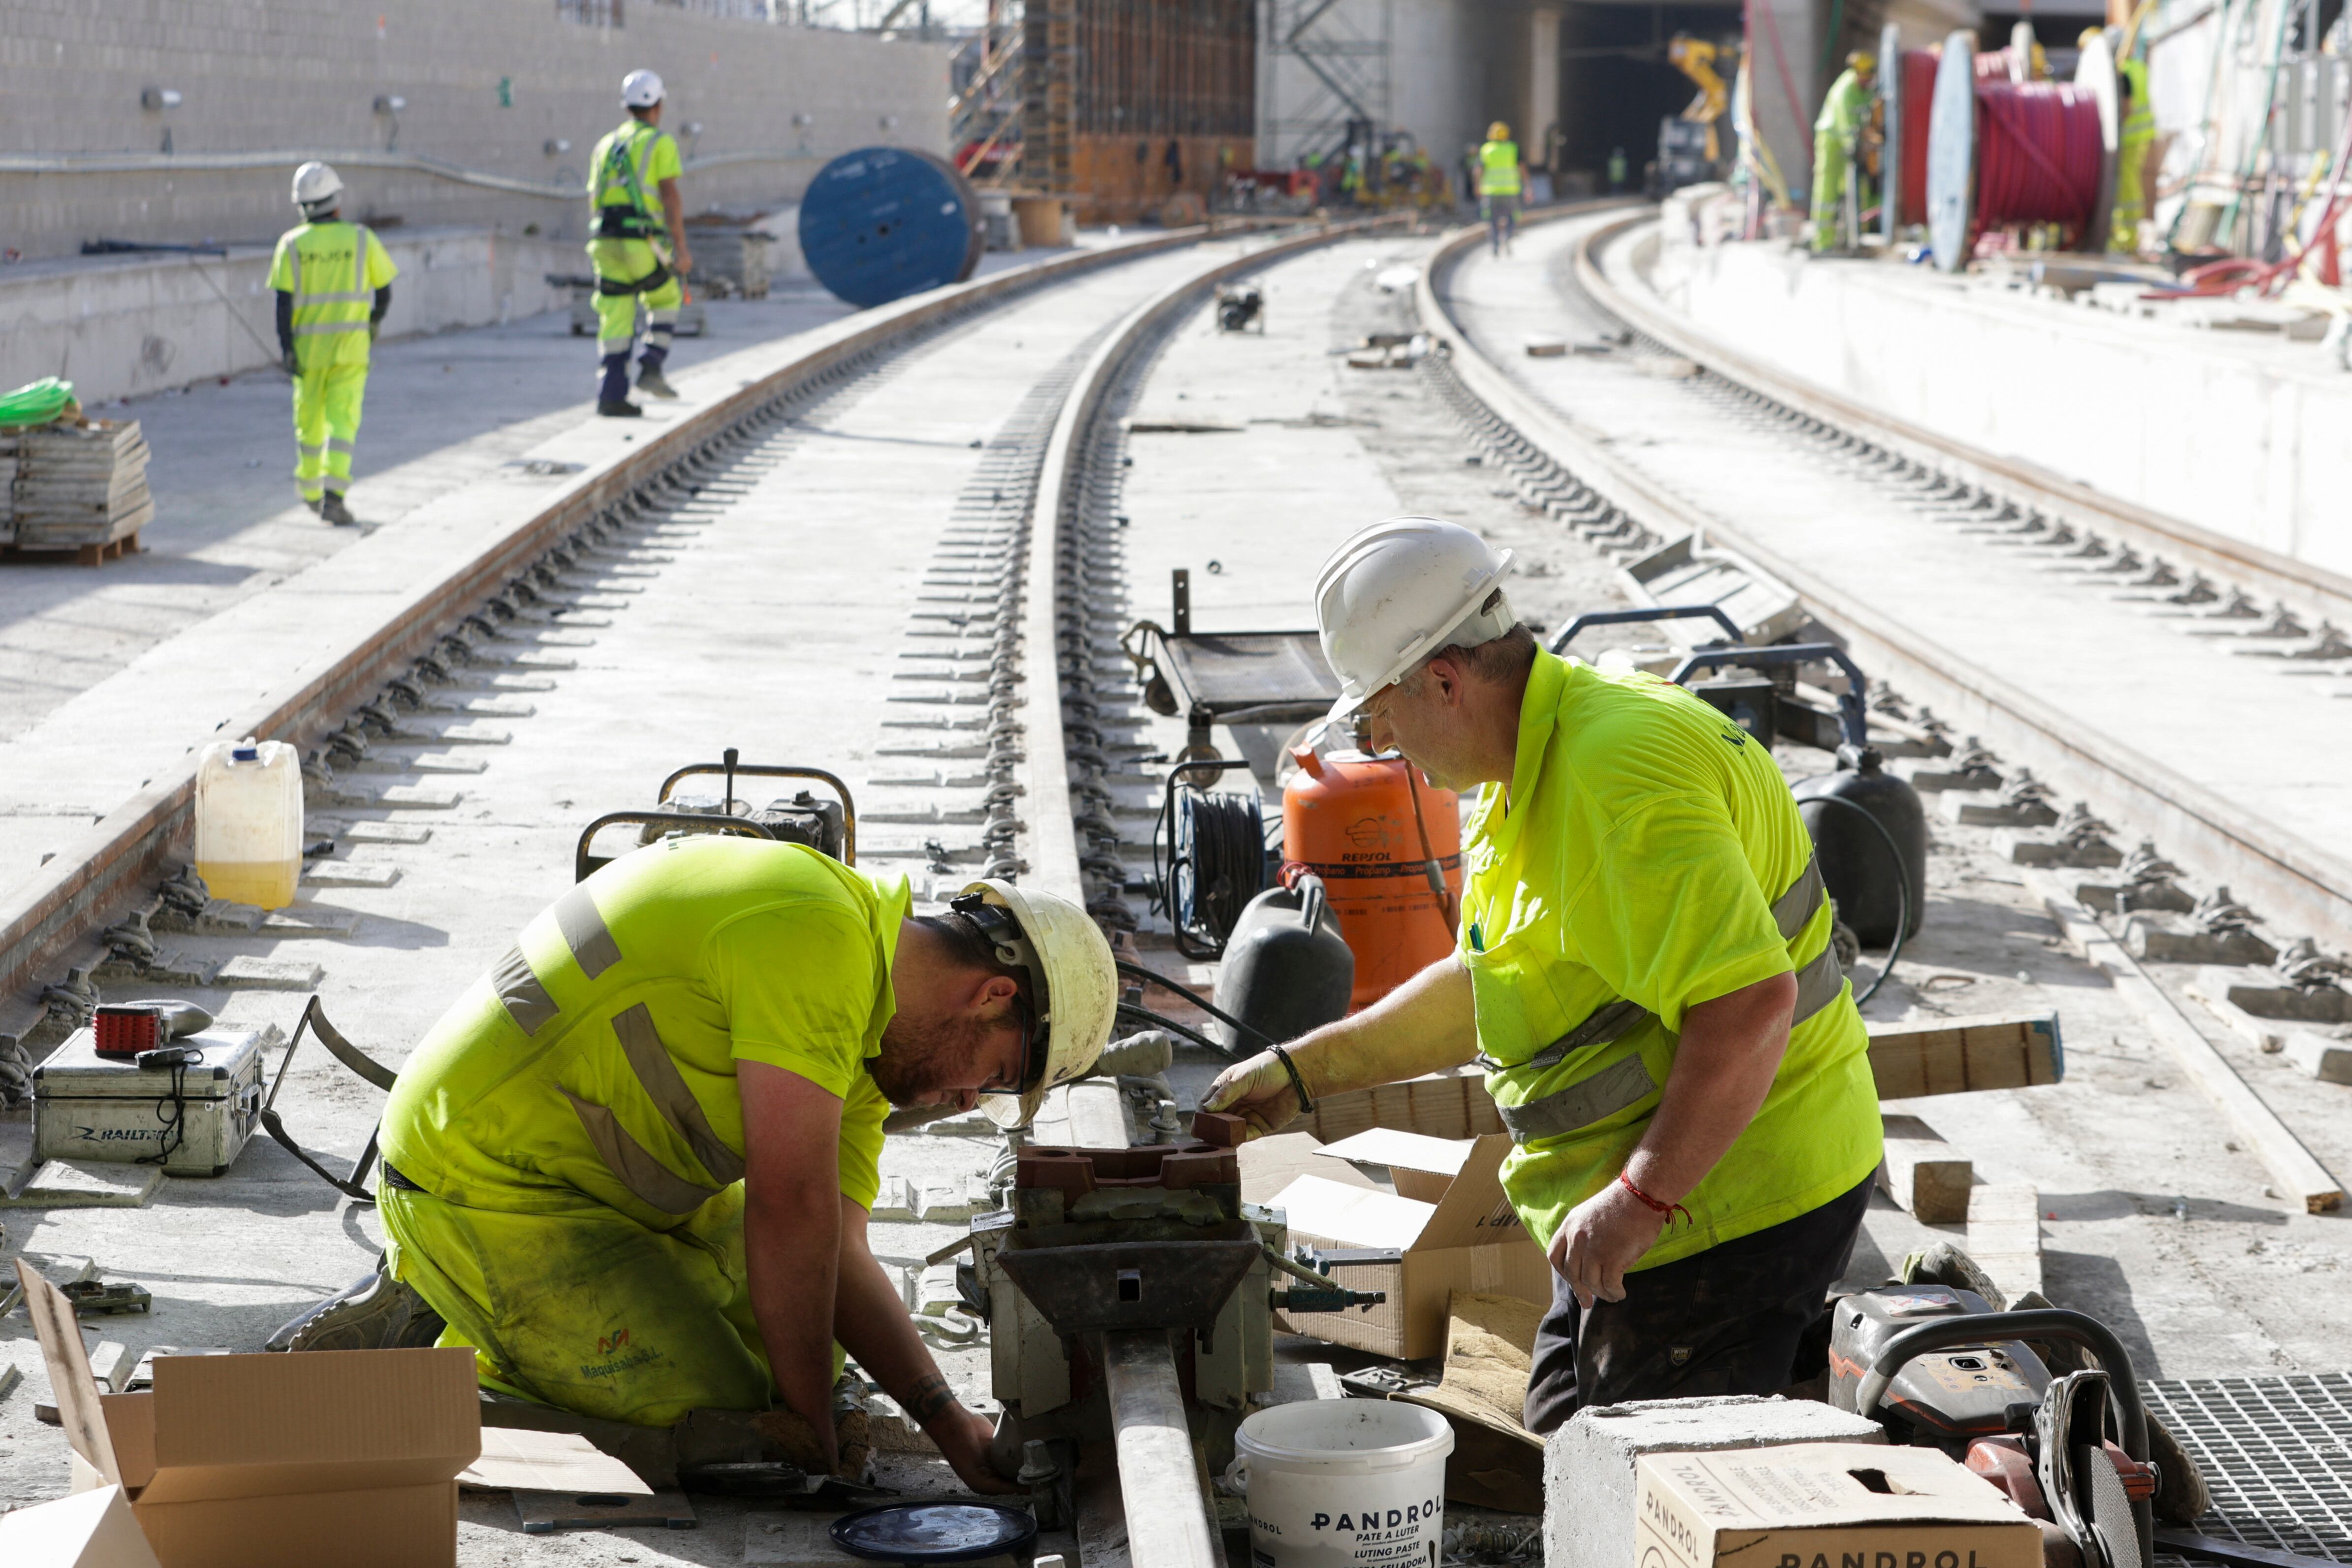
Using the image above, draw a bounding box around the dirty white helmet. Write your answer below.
[291,161,344,213]
[950,879,1117,1130]
[621,69,665,109]
[1313,516,1516,724]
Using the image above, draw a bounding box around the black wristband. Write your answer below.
[1269,1044,1314,1114]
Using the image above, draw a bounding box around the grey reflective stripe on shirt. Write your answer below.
[566,1004,746,1213]
[491,946,560,1036]
[1489,852,1843,1146]
[553,885,623,978]
[293,321,368,335]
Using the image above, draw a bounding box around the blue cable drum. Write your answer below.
[799,147,986,309]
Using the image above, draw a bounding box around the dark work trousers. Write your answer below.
[1522,1175,1873,1435]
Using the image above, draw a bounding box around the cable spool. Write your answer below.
[1880,38,1941,236]
[1927,29,2115,271]
[1160,783,1271,960]
[798,145,986,309]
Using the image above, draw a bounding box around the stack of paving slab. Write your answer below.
[2,415,155,557]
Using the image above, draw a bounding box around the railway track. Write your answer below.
[1418,206,2352,965]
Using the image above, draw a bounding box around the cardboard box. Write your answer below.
[0,1484,162,1568]
[17,1260,481,1568]
[1269,1132,1550,1360]
[1633,1441,2042,1568]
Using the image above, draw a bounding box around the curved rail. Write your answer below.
[1414,209,2352,956]
[0,223,1274,1038]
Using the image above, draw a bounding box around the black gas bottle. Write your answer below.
[1793,744,1927,947]
[1210,873,1355,1050]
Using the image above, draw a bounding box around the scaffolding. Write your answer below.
[1259,0,1392,168]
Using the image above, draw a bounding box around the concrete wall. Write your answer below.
[1257,0,1511,176]
[0,0,951,262]
[1659,240,2352,576]
[0,228,578,407]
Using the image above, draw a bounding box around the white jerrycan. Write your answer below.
[194,738,304,909]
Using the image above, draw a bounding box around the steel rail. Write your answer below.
[0,224,1274,1039]
[1018,214,1412,907]
[1572,214,2352,633]
[1413,210,2352,957]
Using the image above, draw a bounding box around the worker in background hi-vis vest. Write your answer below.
[587,69,694,418]
[1810,52,1877,252]
[2112,47,2155,254]
[269,162,396,527]
[1206,516,1885,1431]
[1477,122,1524,256]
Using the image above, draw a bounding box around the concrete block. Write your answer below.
[0,1161,161,1208]
[2284,1031,2352,1085]
[2127,913,2275,967]
[1545,1395,1885,1568]
[215,956,327,990]
[870,1176,916,1221]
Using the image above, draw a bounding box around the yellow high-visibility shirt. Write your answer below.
[267,221,398,371]
[1460,651,1882,1266]
[381,837,904,1231]
[588,119,684,232]
[1478,139,1523,196]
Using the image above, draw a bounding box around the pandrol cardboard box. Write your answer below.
[18,1261,481,1568]
[1270,1131,1550,1360]
[1634,1441,2042,1568]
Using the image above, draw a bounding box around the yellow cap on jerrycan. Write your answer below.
[1281,745,1461,1012]
[194,738,305,909]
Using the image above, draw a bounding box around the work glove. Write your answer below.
[281,346,300,377]
[368,321,380,343]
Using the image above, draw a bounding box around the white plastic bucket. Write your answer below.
[1235,1401,1453,1568]
[194,738,304,910]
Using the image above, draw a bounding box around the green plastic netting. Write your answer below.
[0,378,77,428]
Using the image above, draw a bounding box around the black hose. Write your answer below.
[1167,788,1268,960]
[1115,1002,1239,1060]
[1799,792,1912,1006]
[1114,958,1277,1054]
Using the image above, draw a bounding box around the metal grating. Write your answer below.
[2145,1373,2352,1561]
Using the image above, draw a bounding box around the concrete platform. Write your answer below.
[1648,231,2352,576]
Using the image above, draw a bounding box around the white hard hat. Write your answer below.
[950,879,1118,1130]
[1313,516,1517,723]
[291,161,344,210]
[621,69,665,109]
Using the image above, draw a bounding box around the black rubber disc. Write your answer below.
[829,1503,1038,1563]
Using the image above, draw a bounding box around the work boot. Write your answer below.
[303,496,323,517]
[597,398,644,418]
[266,1266,445,1353]
[636,365,679,400]
[318,492,357,527]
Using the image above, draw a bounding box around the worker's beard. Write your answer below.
[871,1011,994,1109]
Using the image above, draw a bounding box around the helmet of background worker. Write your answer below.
[1313,516,1516,724]
[291,161,343,219]
[622,68,665,109]
[1487,121,1511,141]
[1849,50,1878,75]
[954,879,1118,1129]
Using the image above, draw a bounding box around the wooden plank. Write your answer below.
[1866,1012,2062,1099]
[1965,1183,2044,1304]
[1877,1113,1973,1223]
[2028,871,2343,1212]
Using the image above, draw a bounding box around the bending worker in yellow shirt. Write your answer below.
[270,162,397,526]
[1206,517,1883,1428]
[277,837,1116,1490]
[587,69,695,417]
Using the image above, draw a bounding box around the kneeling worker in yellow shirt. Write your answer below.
[280,837,1116,1491]
[1206,517,1882,1429]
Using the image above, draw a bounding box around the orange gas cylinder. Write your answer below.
[1281,747,1462,1011]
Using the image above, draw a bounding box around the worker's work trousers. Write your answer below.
[1809,140,1852,251]
[590,237,682,404]
[2109,159,2148,254]
[381,1177,786,1428]
[290,359,368,506]
[1482,191,1520,255]
[1520,1175,1872,1434]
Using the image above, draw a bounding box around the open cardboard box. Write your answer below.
[1634,1441,2042,1568]
[16,1260,481,1568]
[1269,1131,1550,1360]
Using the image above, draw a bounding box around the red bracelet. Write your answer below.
[1619,1170,1693,1228]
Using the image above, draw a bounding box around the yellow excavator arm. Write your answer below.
[1668,35,1730,162]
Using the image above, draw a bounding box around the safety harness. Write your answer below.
[1479,854,1845,1145]
[591,123,674,296]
